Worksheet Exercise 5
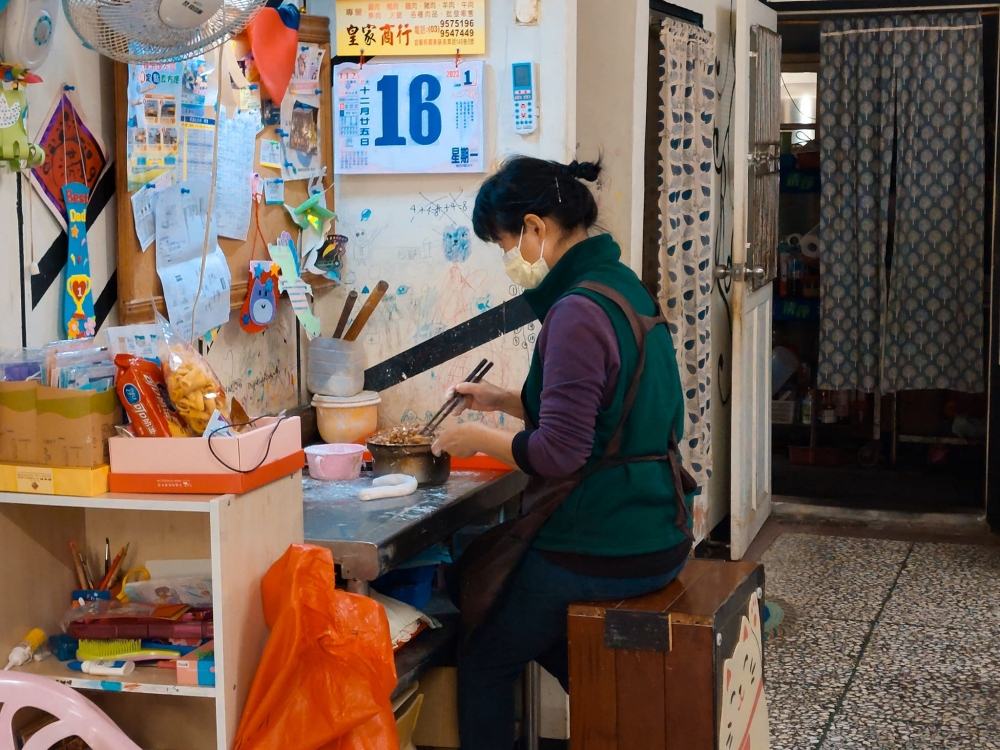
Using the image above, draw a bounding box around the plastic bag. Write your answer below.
[234,544,400,750]
[115,354,192,437]
[157,314,230,435]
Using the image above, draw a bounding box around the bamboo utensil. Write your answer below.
[343,281,389,342]
[332,290,358,339]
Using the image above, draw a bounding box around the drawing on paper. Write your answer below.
[719,591,769,750]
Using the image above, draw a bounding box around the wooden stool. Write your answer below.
[567,559,767,750]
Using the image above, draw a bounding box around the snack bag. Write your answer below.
[158,316,230,435]
[115,354,192,437]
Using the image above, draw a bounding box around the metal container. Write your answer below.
[367,441,451,487]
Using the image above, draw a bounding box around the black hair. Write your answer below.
[471,156,603,243]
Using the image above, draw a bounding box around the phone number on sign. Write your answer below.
[440,28,475,37]
[439,19,475,28]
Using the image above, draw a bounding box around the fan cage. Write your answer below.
[62,0,263,63]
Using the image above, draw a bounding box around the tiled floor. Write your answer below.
[761,533,1000,750]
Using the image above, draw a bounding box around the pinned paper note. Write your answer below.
[155,178,232,341]
[259,139,282,169]
[213,109,257,241]
[264,177,284,205]
[268,241,320,339]
[63,182,96,339]
[131,173,171,251]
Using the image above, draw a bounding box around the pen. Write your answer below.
[69,542,87,589]
[105,538,110,579]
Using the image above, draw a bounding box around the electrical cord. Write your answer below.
[206,416,290,473]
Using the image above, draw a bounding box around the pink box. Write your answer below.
[109,417,303,494]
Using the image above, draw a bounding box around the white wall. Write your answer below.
[0,30,118,351]
[576,0,736,542]
[314,0,578,429]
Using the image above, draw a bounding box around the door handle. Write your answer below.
[714,264,767,282]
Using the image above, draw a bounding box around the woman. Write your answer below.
[431,156,694,750]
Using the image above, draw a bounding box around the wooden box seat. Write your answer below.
[567,559,768,750]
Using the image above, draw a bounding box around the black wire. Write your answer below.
[780,74,816,123]
[206,416,290,474]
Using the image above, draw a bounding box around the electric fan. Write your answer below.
[62,0,262,63]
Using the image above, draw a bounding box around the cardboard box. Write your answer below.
[37,386,121,468]
[109,416,304,494]
[412,667,460,748]
[0,381,40,464]
[0,463,110,497]
[0,382,120,469]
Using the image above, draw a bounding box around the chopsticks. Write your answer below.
[332,290,358,339]
[421,359,494,435]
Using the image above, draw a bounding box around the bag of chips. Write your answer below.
[115,354,192,437]
[157,316,231,436]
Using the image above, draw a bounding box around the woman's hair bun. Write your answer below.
[564,159,602,182]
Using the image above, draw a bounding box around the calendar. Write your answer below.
[334,60,484,175]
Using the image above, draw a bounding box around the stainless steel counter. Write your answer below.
[303,469,527,586]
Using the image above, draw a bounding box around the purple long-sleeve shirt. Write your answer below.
[511,295,621,478]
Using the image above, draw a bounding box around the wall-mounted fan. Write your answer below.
[1,0,60,69]
[62,0,262,63]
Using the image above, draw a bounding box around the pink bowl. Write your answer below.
[305,443,365,481]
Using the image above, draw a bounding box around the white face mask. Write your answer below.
[502,227,549,289]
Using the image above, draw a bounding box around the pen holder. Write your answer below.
[71,589,111,607]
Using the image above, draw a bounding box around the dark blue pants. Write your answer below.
[457,549,684,750]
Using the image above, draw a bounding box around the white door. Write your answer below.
[729,0,779,559]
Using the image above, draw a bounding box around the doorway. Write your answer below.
[770,9,998,516]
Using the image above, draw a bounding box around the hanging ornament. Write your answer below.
[0,65,44,170]
[240,260,280,333]
[63,182,96,339]
[269,238,321,339]
[28,85,108,229]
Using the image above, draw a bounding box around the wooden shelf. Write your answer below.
[0,490,216,512]
[17,658,216,698]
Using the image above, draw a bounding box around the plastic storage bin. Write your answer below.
[371,565,436,610]
[313,391,381,444]
[308,338,365,397]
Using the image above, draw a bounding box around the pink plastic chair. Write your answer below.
[0,671,141,750]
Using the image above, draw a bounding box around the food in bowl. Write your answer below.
[368,425,436,446]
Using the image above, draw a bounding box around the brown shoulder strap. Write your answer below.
[575,281,664,457]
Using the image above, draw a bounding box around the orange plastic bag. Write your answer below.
[234,545,400,750]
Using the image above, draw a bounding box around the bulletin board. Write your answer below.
[113,14,336,325]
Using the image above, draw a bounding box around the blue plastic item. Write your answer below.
[371,565,436,610]
[49,634,80,662]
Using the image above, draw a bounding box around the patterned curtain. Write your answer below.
[657,17,716,510]
[817,13,986,393]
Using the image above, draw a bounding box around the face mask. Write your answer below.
[502,227,549,289]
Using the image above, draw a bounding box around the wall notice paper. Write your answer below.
[213,109,257,241]
[264,178,285,204]
[155,178,233,341]
[334,0,485,55]
[127,57,221,190]
[131,172,172,251]
[126,63,182,190]
[105,324,162,361]
[334,61,484,174]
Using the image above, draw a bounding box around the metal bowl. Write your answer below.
[367,440,451,487]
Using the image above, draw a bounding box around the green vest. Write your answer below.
[521,234,691,557]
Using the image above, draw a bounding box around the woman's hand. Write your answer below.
[449,381,525,421]
[433,423,518,467]
[432,423,485,458]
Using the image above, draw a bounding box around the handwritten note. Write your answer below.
[213,109,257,241]
[155,178,232,340]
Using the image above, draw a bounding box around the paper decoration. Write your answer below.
[334,0,486,56]
[0,66,44,170]
[268,239,321,339]
[333,61,484,174]
[240,261,280,333]
[29,87,108,230]
[289,193,336,233]
[63,182,96,339]
[246,5,300,106]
